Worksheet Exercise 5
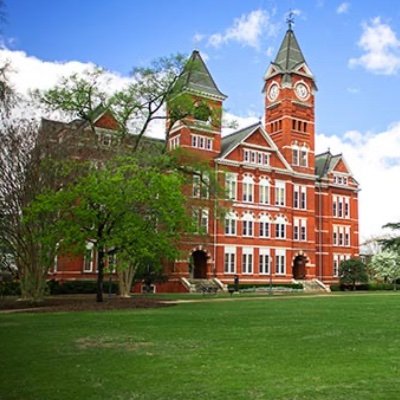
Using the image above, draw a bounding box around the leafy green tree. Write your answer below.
[36,54,197,148]
[370,251,400,290]
[339,258,368,290]
[379,222,400,253]
[28,156,194,302]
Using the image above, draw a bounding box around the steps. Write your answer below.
[294,279,331,293]
[181,278,223,293]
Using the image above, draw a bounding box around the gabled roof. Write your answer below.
[315,150,355,179]
[219,122,293,171]
[178,50,227,100]
[220,122,261,158]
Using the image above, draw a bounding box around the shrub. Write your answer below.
[0,280,21,296]
[47,280,119,295]
[227,283,303,291]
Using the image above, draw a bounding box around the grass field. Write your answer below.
[1,292,400,400]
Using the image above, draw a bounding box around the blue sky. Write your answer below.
[4,0,400,136]
[2,0,400,240]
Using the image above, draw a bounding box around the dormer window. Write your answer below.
[243,149,270,166]
[333,175,348,186]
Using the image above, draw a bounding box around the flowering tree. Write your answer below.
[370,251,400,290]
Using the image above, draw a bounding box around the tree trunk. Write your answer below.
[96,247,105,302]
[117,263,137,297]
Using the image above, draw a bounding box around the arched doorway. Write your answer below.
[192,250,208,279]
[293,255,307,279]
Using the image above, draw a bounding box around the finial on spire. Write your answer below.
[286,9,295,30]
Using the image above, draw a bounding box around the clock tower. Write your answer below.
[263,22,317,173]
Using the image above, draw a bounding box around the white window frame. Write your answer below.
[275,249,286,275]
[224,247,236,274]
[224,212,237,236]
[259,178,270,205]
[242,176,254,203]
[242,248,253,275]
[225,173,237,200]
[83,242,95,273]
[274,180,285,206]
[259,248,270,275]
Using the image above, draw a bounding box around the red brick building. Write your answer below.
[49,27,359,291]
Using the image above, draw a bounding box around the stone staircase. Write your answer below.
[294,279,331,293]
[181,278,225,293]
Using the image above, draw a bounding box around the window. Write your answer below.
[275,181,285,206]
[300,148,308,167]
[333,254,351,277]
[242,248,253,274]
[108,254,116,273]
[193,208,209,234]
[333,225,350,247]
[292,147,299,166]
[259,178,270,205]
[333,196,350,219]
[224,247,236,274]
[259,248,270,275]
[192,173,209,199]
[224,212,237,236]
[242,176,254,203]
[275,249,286,275]
[83,242,94,272]
[243,149,270,166]
[293,185,307,209]
[225,173,237,200]
[275,216,286,239]
[259,215,271,237]
[294,218,307,241]
[191,134,213,150]
[169,135,180,150]
[333,175,349,186]
[242,214,254,237]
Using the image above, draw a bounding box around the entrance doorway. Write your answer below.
[192,250,208,279]
[293,255,307,279]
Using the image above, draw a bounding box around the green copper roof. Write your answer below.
[315,151,342,178]
[274,28,306,72]
[220,122,261,158]
[179,50,227,100]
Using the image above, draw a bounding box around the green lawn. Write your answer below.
[1,293,400,400]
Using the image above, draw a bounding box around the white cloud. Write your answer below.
[316,123,400,241]
[346,87,360,94]
[203,9,278,50]
[336,2,350,14]
[349,17,400,75]
[193,33,205,44]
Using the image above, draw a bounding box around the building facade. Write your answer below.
[49,27,360,291]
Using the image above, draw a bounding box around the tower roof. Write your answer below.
[178,50,227,100]
[273,28,306,72]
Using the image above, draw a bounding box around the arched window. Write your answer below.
[242,212,254,237]
[259,178,270,205]
[224,211,237,236]
[242,175,254,203]
[275,215,287,239]
[259,214,271,238]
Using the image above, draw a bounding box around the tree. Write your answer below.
[370,251,400,290]
[36,54,197,148]
[339,258,368,290]
[28,155,194,302]
[379,222,400,253]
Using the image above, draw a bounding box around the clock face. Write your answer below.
[295,83,309,100]
[268,83,279,102]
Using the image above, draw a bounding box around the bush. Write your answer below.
[227,283,303,291]
[47,279,119,295]
[0,280,21,296]
[330,282,394,291]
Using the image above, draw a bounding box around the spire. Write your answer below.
[178,50,227,100]
[273,28,306,73]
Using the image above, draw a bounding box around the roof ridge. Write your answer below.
[222,121,261,139]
